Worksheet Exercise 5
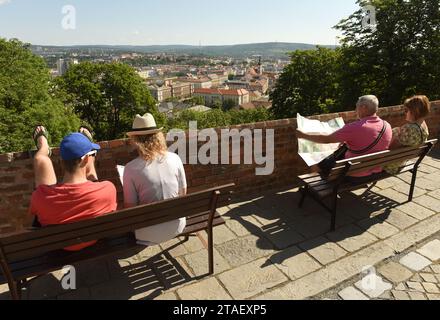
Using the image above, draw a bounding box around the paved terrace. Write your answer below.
[1,149,440,300]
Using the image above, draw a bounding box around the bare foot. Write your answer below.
[79,127,93,142]
[34,126,49,150]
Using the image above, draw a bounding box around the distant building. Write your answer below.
[194,88,250,107]
[56,58,78,76]
[225,80,249,90]
[178,77,212,89]
[148,81,193,103]
[171,82,194,100]
[149,85,172,103]
[208,74,228,88]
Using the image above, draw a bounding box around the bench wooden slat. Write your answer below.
[0,184,233,246]
[182,217,225,236]
[3,202,212,257]
[5,208,216,262]
[1,214,226,284]
[2,184,234,261]
[0,235,140,282]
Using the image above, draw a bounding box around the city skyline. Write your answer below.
[0,0,359,46]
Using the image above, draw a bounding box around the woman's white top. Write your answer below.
[123,152,187,245]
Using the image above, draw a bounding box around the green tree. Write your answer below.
[211,98,223,110]
[166,108,272,131]
[0,38,80,153]
[222,99,236,111]
[270,47,341,119]
[184,96,205,106]
[335,0,440,108]
[55,62,157,141]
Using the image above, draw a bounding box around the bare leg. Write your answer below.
[33,127,57,188]
[80,127,99,182]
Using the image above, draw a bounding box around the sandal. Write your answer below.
[32,125,52,157]
[79,126,94,142]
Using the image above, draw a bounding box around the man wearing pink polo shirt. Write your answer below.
[297,95,393,182]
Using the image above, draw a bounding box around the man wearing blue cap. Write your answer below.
[30,126,117,251]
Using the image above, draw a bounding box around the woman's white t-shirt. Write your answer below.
[123,152,187,245]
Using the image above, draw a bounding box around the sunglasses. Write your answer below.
[81,150,98,160]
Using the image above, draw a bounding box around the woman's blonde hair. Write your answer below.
[132,132,168,162]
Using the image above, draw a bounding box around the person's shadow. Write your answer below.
[223,185,399,270]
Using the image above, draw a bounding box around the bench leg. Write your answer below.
[8,281,20,301]
[330,192,338,232]
[408,169,418,202]
[298,187,308,208]
[207,228,214,275]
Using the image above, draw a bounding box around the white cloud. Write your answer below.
[0,0,11,6]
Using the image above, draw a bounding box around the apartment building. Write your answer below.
[193,88,250,107]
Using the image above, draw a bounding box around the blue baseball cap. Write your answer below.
[60,133,101,161]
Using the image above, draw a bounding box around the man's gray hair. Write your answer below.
[357,95,379,115]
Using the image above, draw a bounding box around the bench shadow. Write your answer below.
[101,241,208,300]
[224,185,404,269]
[429,147,440,160]
[0,240,208,301]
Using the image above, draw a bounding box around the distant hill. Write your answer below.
[32,42,335,58]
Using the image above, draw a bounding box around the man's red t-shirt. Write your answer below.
[30,181,117,251]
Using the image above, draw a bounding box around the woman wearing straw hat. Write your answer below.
[124,113,187,246]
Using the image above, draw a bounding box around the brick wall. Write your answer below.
[1,101,439,234]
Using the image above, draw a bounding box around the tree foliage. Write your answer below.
[55,62,157,141]
[270,47,341,119]
[166,108,273,131]
[335,0,440,107]
[0,38,80,153]
[271,0,440,118]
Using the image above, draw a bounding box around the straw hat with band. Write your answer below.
[127,113,163,137]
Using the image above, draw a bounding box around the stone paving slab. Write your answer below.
[378,262,413,283]
[183,248,230,276]
[378,209,418,230]
[397,202,436,221]
[218,258,288,300]
[338,287,369,300]
[357,218,400,240]
[269,246,322,280]
[298,237,348,265]
[400,253,432,271]
[177,278,232,300]
[326,224,378,253]
[215,234,275,268]
[417,239,440,261]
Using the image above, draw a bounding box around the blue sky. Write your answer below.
[0,0,359,46]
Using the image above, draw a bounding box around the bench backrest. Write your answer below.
[300,139,437,185]
[337,139,437,176]
[0,184,235,263]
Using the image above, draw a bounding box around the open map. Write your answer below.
[297,114,345,167]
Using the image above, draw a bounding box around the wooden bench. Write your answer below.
[298,140,437,232]
[0,183,235,300]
